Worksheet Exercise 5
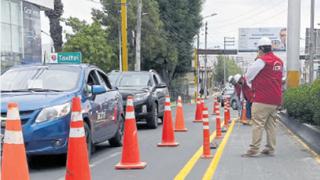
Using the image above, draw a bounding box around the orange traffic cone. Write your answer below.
[216,107,222,139]
[222,98,230,132]
[174,96,188,132]
[226,98,231,124]
[116,96,146,169]
[241,101,249,125]
[1,103,29,180]
[201,107,213,159]
[212,97,219,115]
[65,97,91,180]
[193,97,203,123]
[158,96,179,147]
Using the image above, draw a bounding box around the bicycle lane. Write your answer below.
[184,117,320,180]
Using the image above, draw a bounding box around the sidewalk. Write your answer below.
[213,120,320,180]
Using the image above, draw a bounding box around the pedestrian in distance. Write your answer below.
[232,74,254,125]
[228,75,242,117]
[242,37,284,157]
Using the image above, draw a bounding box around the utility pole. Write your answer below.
[309,0,315,83]
[135,0,142,71]
[121,0,128,71]
[223,37,235,85]
[223,37,226,85]
[194,34,200,99]
[204,22,208,98]
[287,0,301,88]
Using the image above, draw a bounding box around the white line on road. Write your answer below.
[89,151,121,168]
[56,151,121,180]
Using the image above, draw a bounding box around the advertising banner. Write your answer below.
[22,2,42,64]
[238,28,287,52]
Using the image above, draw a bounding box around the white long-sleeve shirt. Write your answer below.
[245,58,286,88]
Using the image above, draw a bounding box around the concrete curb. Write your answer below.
[279,112,320,155]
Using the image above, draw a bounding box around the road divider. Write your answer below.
[174,122,225,180]
[202,120,236,180]
[115,96,147,169]
[175,96,188,132]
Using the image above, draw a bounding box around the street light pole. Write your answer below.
[135,0,142,71]
[204,22,208,98]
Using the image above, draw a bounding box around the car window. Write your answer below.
[118,73,152,87]
[97,71,112,90]
[108,72,120,86]
[153,75,159,85]
[155,74,163,84]
[87,70,100,86]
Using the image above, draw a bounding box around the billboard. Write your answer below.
[305,28,320,55]
[238,28,287,52]
[22,2,42,64]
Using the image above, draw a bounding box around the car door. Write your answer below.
[86,69,108,142]
[96,70,119,139]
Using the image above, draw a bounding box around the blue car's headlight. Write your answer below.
[134,93,149,102]
[36,102,71,123]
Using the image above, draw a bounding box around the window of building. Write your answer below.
[1,0,23,71]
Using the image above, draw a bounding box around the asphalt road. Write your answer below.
[29,99,320,180]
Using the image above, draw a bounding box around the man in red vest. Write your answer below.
[242,37,284,157]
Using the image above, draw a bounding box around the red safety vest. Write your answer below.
[242,78,253,102]
[252,52,283,106]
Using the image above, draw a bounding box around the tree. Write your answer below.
[92,0,203,85]
[92,0,168,72]
[45,0,63,52]
[63,17,115,72]
[156,0,202,84]
[214,55,242,84]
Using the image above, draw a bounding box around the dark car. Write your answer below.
[108,70,168,129]
[1,64,124,157]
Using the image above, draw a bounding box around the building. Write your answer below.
[0,0,53,71]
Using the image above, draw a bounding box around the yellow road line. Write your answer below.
[174,122,225,180]
[202,120,236,180]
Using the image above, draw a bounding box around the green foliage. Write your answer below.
[92,0,168,72]
[214,56,242,84]
[63,18,115,72]
[284,79,320,126]
[92,0,202,85]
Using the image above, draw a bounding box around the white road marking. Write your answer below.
[56,151,121,180]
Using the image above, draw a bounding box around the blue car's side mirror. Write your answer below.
[92,85,106,95]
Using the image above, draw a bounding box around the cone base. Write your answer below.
[221,127,227,132]
[157,142,179,147]
[193,120,203,123]
[210,142,218,149]
[115,162,147,170]
[174,128,188,132]
[201,154,213,159]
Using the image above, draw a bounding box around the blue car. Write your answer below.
[0,64,124,157]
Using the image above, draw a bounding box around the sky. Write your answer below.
[201,0,320,49]
[41,0,320,51]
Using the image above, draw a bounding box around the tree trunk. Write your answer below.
[45,0,63,52]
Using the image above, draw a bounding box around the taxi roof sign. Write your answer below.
[49,52,82,64]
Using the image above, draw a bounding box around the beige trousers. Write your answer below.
[250,102,278,152]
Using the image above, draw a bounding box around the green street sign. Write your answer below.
[49,52,82,64]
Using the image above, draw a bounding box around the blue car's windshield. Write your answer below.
[1,66,81,92]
